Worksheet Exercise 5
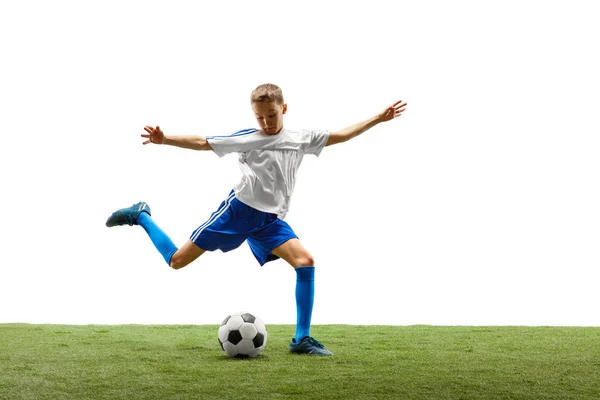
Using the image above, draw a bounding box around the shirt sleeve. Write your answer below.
[304,129,330,156]
[206,128,269,158]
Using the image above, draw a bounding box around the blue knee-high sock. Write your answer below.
[295,266,315,342]
[137,212,178,266]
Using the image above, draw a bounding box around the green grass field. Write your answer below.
[1,324,598,399]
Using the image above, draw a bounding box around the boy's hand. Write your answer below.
[377,100,407,122]
[142,125,165,145]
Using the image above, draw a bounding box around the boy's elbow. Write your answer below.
[198,137,213,151]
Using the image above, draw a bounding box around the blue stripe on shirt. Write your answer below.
[206,128,258,140]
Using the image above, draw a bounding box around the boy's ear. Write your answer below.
[282,103,288,114]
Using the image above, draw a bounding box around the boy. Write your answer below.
[106,83,407,355]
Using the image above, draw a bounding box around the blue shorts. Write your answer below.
[190,191,298,266]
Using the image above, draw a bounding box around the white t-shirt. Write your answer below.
[207,127,329,219]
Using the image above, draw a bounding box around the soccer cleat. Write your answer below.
[289,336,333,356]
[105,202,151,227]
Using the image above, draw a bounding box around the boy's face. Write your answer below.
[252,101,287,135]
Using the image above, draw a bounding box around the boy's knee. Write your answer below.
[294,254,315,268]
[168,243,204,270]
[305,255,315,267]
[169,253,188,270]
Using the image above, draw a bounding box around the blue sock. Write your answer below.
[295,266,315,342]
[137,212,178,266]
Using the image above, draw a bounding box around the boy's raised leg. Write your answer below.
[106,202,178,266]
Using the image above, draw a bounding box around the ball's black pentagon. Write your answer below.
[221,315,231,326]
[253,332,265,348]
[241,313,255,323]
[218,339,224,351]
[228,330,243,345]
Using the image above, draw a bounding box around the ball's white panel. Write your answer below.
[236,338,255,356]
[222,341,238,358]
[225,315,244,331]
[239,322,258,339]
[254,317,267,335]
[218,325,230,343]
[247,345,264,358]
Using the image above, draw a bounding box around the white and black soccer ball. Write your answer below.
[218,312,268,358]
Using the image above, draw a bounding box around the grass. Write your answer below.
[0,324,599,400]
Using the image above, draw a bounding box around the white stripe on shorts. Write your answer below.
[190,191,236,242]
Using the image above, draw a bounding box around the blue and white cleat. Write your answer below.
[289,336,333,356]
[105,202,151,227]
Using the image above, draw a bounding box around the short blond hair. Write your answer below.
[250,83,285,105]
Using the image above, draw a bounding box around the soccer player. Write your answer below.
[106,84,407,355]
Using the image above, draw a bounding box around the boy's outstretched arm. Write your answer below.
[141,125,213,151]
[326,100,407,147]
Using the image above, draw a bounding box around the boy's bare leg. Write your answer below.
[271,238,314,268]
[106,202,205,270]
[170,240,206,270]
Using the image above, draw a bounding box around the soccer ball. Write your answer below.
[218,312,268,358]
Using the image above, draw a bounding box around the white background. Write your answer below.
[1,1,598,326]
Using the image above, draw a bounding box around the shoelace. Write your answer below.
[306,337,325,348]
